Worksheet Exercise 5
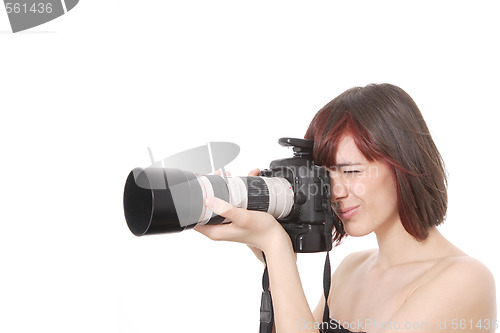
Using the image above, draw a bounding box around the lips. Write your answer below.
[338,205,360,220]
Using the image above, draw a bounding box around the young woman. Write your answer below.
[194,84,496,333]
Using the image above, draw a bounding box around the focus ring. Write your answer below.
[204,175,229,225]
[244,177,269,212]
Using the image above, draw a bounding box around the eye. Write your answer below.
[343,170,361,174]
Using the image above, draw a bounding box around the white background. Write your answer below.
[1,1,499,332]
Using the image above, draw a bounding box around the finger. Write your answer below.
[194,223,234,241]
[205,196,248,223]
[215,169,232,176]
[248,168,260,177]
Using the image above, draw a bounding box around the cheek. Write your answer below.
[351,178,368,197]
[343,175,372,199]
[353,173,398,212]
[364,174,399,216]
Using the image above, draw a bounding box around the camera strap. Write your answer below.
[259,254,274,333]
[322,251,332,327]
[322,198,335,328]
[258,251,332,333]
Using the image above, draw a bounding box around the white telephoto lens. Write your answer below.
[197,176,215,225]
[227,177,249,209]
[262,177,294,219]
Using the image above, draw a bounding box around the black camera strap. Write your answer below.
[259,254,274,333]
[322,196,335,328]
[259,251,332,333]
[322,251,332,327]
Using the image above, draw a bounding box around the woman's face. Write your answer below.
[329,135,400,237]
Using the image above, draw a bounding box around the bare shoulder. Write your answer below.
[400,256,497,330]
[379,256,496,333]
[428,255,496,299]
[432,256,494,285]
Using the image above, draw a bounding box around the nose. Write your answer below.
[330,176,348,202]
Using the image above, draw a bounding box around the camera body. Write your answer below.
[260,138,337,253]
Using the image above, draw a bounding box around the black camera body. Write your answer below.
[260,138,337,253]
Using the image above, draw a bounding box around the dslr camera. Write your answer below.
[123,138,340,253]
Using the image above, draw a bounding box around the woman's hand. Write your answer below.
[203,169,266,264]
[194,196,289,253]
[194,168,290,256]
[243,168,297,264]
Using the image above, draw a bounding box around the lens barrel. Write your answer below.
[123,168,294,236]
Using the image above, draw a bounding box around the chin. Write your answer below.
[343,220,373,237]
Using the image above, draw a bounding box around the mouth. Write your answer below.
[338,205,360,220]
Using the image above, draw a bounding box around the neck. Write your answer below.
[373,218,461,270]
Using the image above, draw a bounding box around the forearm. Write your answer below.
[195,197,317,332]
[264,235,319,333]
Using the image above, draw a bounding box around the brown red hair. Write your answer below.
[305,84,447,243]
